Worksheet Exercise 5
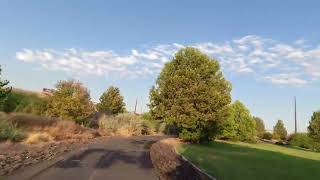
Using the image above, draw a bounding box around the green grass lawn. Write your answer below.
[177,140,320,180]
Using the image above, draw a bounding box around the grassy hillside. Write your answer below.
[1,88,48,116]
[177,140,320,180]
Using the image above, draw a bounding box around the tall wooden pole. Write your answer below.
[294,96,297,133]
[134,98,138,114]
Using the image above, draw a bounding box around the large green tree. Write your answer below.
[0,66,11,107]
[254,116,266,137]
[47,80,94,123]
[220,101,256,142]
[273,120,287,140]
[308,111,320,142]
[149,47,232,142]
[97,86,126,115]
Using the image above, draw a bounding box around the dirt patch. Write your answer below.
[150,138,214,180]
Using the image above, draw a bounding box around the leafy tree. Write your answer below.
[149,47,232,143]
[254,116,266,137]
[273,120,287,140]
[47,80,94,123]
[220,100,256,142]
[308,111,320,142]
[97,86,126,115]
[0,66,11,107]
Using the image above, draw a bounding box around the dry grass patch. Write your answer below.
[5,113,58,128]
[25,132,53,144]
[44,121,100,141]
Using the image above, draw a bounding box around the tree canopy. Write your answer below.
[254,116,266,137]
[308,111,320,142]
[97,86,126,115]
[47,80,94,123]
[149,47,232,142]
[273,120,287,140]
[220,100,256,142]
[0,66,11,106]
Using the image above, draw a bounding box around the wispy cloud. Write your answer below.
[16,35,320,86]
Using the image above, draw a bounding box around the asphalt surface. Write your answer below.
[8,136,165,180]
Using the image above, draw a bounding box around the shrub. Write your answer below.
[1,89,48,116]
[7,113,58,128]
[47,80,95,123]
[261,132,273,140]
[275,140,285,145]
[97,86,126,115]
[273,120,287,140]
[288,133,313,149]
[99,113,156,136]
[45,121,100,141]
[0,118,24,142]
[149,47,231,143]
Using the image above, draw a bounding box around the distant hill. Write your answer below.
[12,87,51,98]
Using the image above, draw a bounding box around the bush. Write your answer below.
[288,133,313,149]
[1,89,48,116]
[149,47,231,143]
[6,113,58,128]
[0,118,24,142]
[99,113,156,136]
[44,121,100,141]
[262,132,273,140]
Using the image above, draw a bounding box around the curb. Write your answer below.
[173,146,216,180]
[180,155,217,180]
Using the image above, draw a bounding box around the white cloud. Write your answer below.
[264,73,307,86]
[16,35,320,86]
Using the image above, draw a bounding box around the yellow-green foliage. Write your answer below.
[97,86,126,115]
[99,113,156,136]
[149,47,231,143]
[220,100,256,142]
[0,66,11,107]
[47,80,94,122]
[308,111,320,142]
[273,120,287,140]
[1,89,48,116]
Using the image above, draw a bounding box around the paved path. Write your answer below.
[8,136,165,180]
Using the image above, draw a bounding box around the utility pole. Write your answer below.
[294,96,297,134]
[134,98,138,114]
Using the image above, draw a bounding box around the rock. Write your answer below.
[0,154,5,161]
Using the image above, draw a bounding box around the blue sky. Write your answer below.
[1,0,320,132]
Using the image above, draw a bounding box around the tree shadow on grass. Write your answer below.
[179,141,320,180]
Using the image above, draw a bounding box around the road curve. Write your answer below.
[8,136,166,180]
